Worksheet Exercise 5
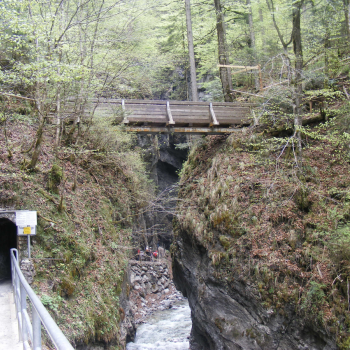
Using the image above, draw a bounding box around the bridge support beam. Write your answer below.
[125,126,241,135]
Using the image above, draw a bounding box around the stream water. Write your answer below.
[126,299,191,350]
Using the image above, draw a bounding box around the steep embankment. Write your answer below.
[135,134,188,249]
[172,102,350,349]
[0,113,152,349]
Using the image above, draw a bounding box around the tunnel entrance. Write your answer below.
[0,218,17,280]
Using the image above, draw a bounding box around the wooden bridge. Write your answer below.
[5,93,253,134]
[89,99,253,134]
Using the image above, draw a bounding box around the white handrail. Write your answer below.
[10,249,74,350]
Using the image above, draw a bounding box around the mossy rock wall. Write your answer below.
[172,122,350,349]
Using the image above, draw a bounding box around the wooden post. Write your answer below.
[258,65,263,91]
[122,99,129,124]
[166,101,175,126]
[209,103,219,127]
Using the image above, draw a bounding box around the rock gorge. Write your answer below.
[171,129,350,349]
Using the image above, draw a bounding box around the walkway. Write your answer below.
[0,279,22,350]
[86,99,254,134]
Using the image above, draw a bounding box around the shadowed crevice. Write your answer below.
[0,218,17,280]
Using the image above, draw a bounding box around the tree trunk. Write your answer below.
[55,86,61,147]
[324,30,330,78]
[348,0,350,40]
[266,0,292,54]
[292,0,304,161]
[259,8,266,46]
[28,116,46,170]
[246,0,259,91]
[214,0,233,102]
[343,0,350,40]
[185,0,199,101]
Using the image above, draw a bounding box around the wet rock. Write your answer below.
[172,230,336,350]
[158,247,166,258]
[20,259,35,284]
[130,273,141,284]
[163,300,173,309]
[125,260,184,327]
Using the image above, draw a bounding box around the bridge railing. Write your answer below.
[10,248,74,350]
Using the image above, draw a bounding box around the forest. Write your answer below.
[1,0,350,348]
[1,0,349,103]
[0,0,348,161]
[1,0,349,170]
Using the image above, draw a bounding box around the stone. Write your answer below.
[158,247,166,258]
[146,283,152,295]
[163,300,173,309]
[131,275,141,285]
[172,229,337,350]
[20,259,35,284]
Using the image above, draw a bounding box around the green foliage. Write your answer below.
[41,294,63,313]
[173,99,350,346]
[300,281,327,325]
[0,105,154,347]
[304,89,345,102]
[328,225,350,271]
[47,163,63,195]
[219,235,231,250]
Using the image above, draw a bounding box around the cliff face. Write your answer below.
[136,134,188,249]
[173,225,334,350]
[172,123,350,349]
[0,116,152,349]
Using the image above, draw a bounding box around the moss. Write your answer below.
[0,116,153,347]
[173,106,350,346]
[219,235,231,250]
[214,317,224,333]
[338,336,350,350]
[294,187,311,212]
[47,163,63,194]
[60,276,75,298]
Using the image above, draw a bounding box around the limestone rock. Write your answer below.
[20,259,35,284]
[172,230,336,350]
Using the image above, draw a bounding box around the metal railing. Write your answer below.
[10,248,74,350]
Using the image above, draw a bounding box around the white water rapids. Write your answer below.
[126,299,192,350]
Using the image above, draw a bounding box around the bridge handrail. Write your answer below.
[10,248,74,350]
[86,98,258,107]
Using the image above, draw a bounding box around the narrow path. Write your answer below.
[0,279,22,350]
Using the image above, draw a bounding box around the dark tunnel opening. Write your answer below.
[0,218,17,280]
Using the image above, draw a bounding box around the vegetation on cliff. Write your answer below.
[1,0,350,348]
[174,97,350,348]
[0,108,152,348]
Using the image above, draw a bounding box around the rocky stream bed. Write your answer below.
[120,259,192,347]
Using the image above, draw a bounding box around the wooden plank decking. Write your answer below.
[119,99,252,134]
[65,98,254,134]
